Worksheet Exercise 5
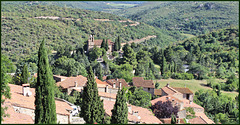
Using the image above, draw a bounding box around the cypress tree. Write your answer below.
[80,66,105,124]
[21,64,29,84]
[114,39,119,51]
[111,87,128,124]
[105,39,109,51]
[101,39,105,49]
[117,36,121,51]
[34,39,57,124]
[161,49,167,75]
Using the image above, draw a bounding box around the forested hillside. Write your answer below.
[116,1,239,36]
[1,3,182,63]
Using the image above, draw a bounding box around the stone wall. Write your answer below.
[178,109,186,118]
[143,87,154,96]
[100,96,116,101]
[98,87,118,94]
[12,105,70,124]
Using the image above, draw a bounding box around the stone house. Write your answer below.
[150,84,214,124]
[106,78,129,89]
[1,84,84,124]
[132,77,155,96]
[87,34,114,53]
[103,100,162,124]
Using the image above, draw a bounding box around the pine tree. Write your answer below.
[101,39,105,49]
[161,49,167,75]
[80,66,105,124]
[111,87,128,124]
[35,39,57,124]
[21,64,29,84]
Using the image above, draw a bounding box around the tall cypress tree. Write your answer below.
[111,87,128,124]
[105,39,109,51]
[21,64,29,84]
[80,66,105,124]
[114,38,119,51]
[35,39,57,124]
[171,113,177,124]
[101,39,105,49]
[117,36,121,51]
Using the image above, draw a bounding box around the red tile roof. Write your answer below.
[188,116,207,124]
[195,112,215,124]
[96,78,111,88]
[92,39,113,46]
[2,102,34,124]
[56,75,87,89]
[151,95,183,107]
[98,91,116,99]
[160,118,185,124]
[103,100,162,124]
[172,87,193,94]
[161,86,178,95]
[132,77,154,88]
[6,84,73,116]
[154,89,162,96]
[106,78,128,88]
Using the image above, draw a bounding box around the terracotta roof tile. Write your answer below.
[2,103,34,124]
[92,39,113,46]
[96,78,111,88]
[172,87,193,94]
[154,89,162,96]
[56,75,87,89]
[188,116,207,124]
[106,78,128,88]
[160,118,185,124]
[103,100,162,124]
[161,86,178,95]
[98,91,116,99]
[132,77,154,88]
[195,112,215,124]
[151,95,183,106]
[7,84,72,116]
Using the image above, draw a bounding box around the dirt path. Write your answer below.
[121,35,157,46]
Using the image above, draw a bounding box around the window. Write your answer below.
[148,88,150,91]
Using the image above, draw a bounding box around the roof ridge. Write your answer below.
[166,86,178,93]
[199,116,208,124]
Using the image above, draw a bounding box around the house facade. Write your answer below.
[132,77,155,95]
[87,34,114,53]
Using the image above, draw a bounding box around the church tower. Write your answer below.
[87,33,95,52]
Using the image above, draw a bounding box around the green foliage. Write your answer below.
[185,107,196,119]
[1,55,13,121]
[122,44,138,68]
[34,40,57,124]
[89,46,102,61]
[80,66,105,124]
[117,1,239,36]
[111,87,128,124]
[171,113,177,124]
[128,87,152,108]
[155,82,160,89]
[171,73,194,80]
[21,64,29,84]
[225,74,238,91]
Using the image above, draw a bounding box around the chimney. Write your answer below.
[128,105,132,114]
[116,78,118,81]
[166,83,169,87]
[113,83,116,88]
[22,84,32,97]
[132,111,138,117]
[105,85,109,93]
[119,81,122,89]
[189,100,192,104]
[75,81,77,87]
[178,119,180,124]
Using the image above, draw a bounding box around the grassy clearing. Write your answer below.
[181,33,195,38]
[154,78,238,99]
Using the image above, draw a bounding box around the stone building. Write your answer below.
[1,84,85,124]
[132,77,155,96]
[87,34,114,53]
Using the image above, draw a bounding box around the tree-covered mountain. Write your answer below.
[1,3,182,63]
[115,1,239,36]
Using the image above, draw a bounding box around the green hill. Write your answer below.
[115,1,239,36]
[1,3,182,63]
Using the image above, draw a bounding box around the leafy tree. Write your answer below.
[21,64,29,84]
[1,55,13,121]
[111,87,128,124]
[34,40,57,124]
[80,66,105,124]
[152,100,178,119]
[89,46,102,61]
[155,82,160,89]
[128,87,152,108]
[122,44,138,68]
